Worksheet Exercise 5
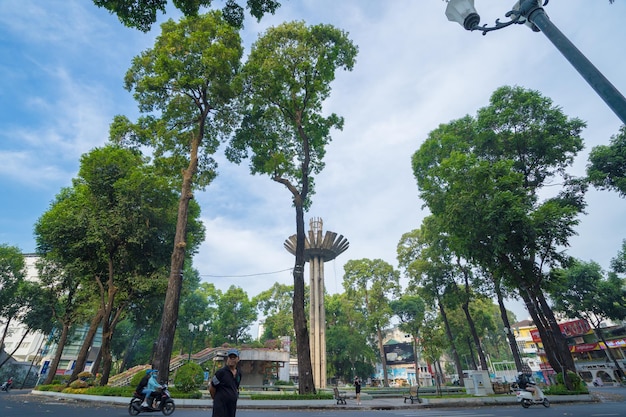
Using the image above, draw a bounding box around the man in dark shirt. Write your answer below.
[209,349,242,417]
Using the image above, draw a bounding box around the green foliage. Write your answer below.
[545,371,588,395]
[411,85,586,378]
[130,370,149,387]
[68,379,89,389]
[553,371,587,392]
[212,286,257,345]
[0,244,26,319]
[325,292,376,381]
[587,125,626,198]
[93,0,280,32]
[174,362,205,393]
[274,380,294,386]
[253,282,295,342]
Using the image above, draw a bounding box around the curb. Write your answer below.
[30,390,596,410]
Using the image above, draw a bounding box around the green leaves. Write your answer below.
[227,20,357,203]
[93,0,280,32]
[587,125,626,197]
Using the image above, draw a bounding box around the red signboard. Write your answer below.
[569,343,599,353]
[530,319,591,342]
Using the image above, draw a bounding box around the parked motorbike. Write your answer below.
[514,383,550,408]
[128,384,175,416]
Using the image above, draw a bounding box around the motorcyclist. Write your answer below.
[1,377,13,391]
[140,369,162,408]
[517,372,538,399]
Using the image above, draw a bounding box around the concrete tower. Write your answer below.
[284,218,349,389]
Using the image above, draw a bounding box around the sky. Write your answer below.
[1,0,625,324]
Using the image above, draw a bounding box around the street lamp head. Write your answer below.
[446,0,546,34]
[445,0,480,30]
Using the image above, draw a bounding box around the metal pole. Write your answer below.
[527,7,626,125]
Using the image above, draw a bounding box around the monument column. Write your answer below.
[284,218,349,389]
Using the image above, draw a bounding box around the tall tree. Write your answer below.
[412,86,587,388]
[225,21,357,393]
[549,259,626,379]
[325,292,375,382]
[587,126,626,198]
[213,285,257,346]
[390,294,426,386]
[111,11,242,380]
[397,222,465,386]
[35,145,194,384]
[93,0,280,32]
[342,258,400,388]
[253,282,295,342]
[0,244,25,352]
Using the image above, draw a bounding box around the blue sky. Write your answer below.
[1,0,625,321]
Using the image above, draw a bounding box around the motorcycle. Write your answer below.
[514,382,550,408]
[1,380,13,392]
[128,384,175,416]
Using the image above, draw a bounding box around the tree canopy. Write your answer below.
[412,85,587,388]
[93,0,280,32]
[587,125,626,198]
[111,10,242,379]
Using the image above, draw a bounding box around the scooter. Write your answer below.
[128,384,175,415]
[514,383,550,408]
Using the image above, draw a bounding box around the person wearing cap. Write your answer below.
[209,348,242,417]
[140,369,162,408]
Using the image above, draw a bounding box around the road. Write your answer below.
[2,388,625,417]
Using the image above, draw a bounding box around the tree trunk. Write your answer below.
[519,285,574,389]
[377,325,389,387]
[413,336,420,386]
[438,297,464,387]
[458,263,488,371]
[0,317,11,355]
[461,303,488,370]
[592,325,625,379]
[68,309,104,384]
[0,328,29,368]
[494,280,523,372]
[43,323,70,385]
[293,199,315,394]
[153,135,200,382]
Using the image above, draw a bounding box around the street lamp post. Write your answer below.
[445,0,626,125]
[188,323,204,362]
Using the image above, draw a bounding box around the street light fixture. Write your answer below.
[445,0,626,125]
[188,323,204,362]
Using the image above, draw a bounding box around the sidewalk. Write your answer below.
[31,390,596,410]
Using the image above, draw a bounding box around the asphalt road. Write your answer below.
[2,388,625,417]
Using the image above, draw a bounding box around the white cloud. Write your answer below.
[1,0,625,323]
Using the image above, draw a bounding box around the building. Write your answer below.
[513,318,626,385]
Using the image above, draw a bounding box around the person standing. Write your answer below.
[354,376,362,405]
[209,348,242,417]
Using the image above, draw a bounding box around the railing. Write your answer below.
[108,347,223,387]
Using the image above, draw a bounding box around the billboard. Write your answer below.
[384,342,415,364]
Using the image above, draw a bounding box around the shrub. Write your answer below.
[548,371,589,394]
[69,379,89,389]
[174,362,204,393]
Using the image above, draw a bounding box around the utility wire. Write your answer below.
[200,267,292,278]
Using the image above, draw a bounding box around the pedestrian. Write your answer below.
[209,348,242,417]
[354,376,362,405]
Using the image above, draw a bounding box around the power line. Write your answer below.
[200,267,292,278]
